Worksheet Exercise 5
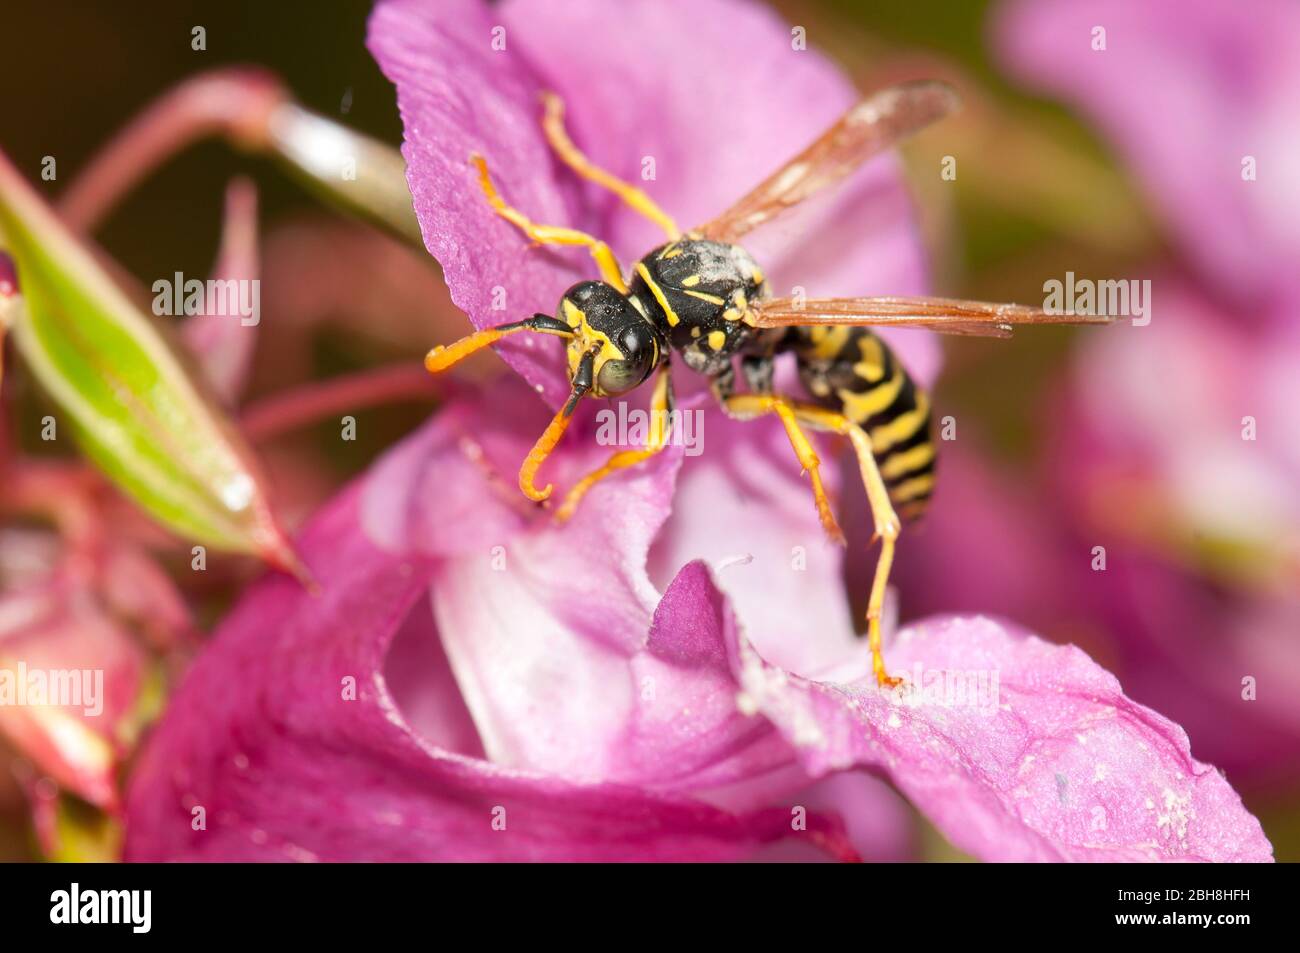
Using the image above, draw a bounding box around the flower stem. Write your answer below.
[58,68,287,231]
[239,361,441,441]
[58,68,422,244]
[0,250,18,394]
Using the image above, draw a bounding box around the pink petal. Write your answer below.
[763,624,1272,861]
[360,383,799,799]
[749,772,916,863]
[123,482,835,860]
[359,380,885,802]
[1078,555,1300,791]
[358,384,538,560]
[648,405,867,679]
[502,0,933,308]
[367,0,589,406]
[667,561,1271,861]
[362,354,971,815]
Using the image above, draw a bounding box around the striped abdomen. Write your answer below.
[790,326,935,519]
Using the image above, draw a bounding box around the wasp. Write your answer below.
[425,81,1110,686]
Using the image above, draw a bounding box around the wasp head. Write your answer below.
[558,281,662,398]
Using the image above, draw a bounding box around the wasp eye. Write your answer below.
[593,324,655,395]
[596,354,651,396]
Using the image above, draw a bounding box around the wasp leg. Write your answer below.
[424,314,574,373]
[787,402,903,688]
[540,92,681,242]
[555,363,674,522]
[720,393,846,546]
[471,154,628,292]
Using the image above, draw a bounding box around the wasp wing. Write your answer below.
[695,80,959,244]
[751,296,1117,339]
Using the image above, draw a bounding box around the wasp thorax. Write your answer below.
[628,238,767,376]
[558,280,664,397]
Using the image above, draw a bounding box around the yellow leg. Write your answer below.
[555,364,673,522]
[471,154,628,293]
[517,345,600,502]
[788,403,903,688]
[721,394,846,546]
[519,406,575,502]
[540,92,681,242]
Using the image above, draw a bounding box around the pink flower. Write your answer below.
[122,0,1272,861]
[0,532,150,814]
[126,382,1270,860]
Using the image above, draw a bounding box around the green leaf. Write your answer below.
[0,148,300,573]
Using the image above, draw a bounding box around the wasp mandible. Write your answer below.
[425,81,1111,686]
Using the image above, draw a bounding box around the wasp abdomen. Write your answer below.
[792,326,935,519]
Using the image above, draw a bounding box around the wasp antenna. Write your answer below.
[425,315,573,374]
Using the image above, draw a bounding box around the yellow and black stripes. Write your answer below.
[791,327,935,519]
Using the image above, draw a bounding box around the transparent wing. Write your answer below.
[696,80,959,244]
[751,295,1118,339]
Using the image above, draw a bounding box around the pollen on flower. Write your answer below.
[1155,788,1193,843]
[792,720,826,748]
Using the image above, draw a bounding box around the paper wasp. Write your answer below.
[425,81,1110,686]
